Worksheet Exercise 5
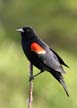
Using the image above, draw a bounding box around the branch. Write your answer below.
[28,63,33,108]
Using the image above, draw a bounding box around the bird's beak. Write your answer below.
[16,28,24,32]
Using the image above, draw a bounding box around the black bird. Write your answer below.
[17,26,69,96]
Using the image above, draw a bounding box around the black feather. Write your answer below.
[49,70,69,96]
[17,26,69,97]
[50,48,69,68]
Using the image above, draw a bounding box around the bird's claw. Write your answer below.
[29,76,34,81]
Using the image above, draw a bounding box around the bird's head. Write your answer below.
[16,26,34,37]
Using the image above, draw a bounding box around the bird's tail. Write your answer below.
[49,71,69,96]
[59,76,69,97]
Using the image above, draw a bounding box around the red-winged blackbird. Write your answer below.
[17,26,69,96]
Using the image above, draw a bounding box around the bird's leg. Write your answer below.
[33,71,44,78]
[29,70,44,81]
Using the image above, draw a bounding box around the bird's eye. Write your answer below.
[27,29,30,32]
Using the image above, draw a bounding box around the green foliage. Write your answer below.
[0,0,77,108]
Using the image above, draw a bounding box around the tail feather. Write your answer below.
[59,77,69,97]
[49,70,69,96]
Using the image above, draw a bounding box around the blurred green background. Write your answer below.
[0,0,77,108]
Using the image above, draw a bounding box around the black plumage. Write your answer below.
[17,26,69,96]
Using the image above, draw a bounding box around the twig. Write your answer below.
[28,63,33,108]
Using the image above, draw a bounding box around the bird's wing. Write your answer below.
[50,48,69,68]
[31,42,46,54]
[30,42,65,73]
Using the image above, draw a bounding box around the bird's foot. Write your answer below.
[29,76,34,81]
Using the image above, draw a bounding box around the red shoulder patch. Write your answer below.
[31,42,46,54]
